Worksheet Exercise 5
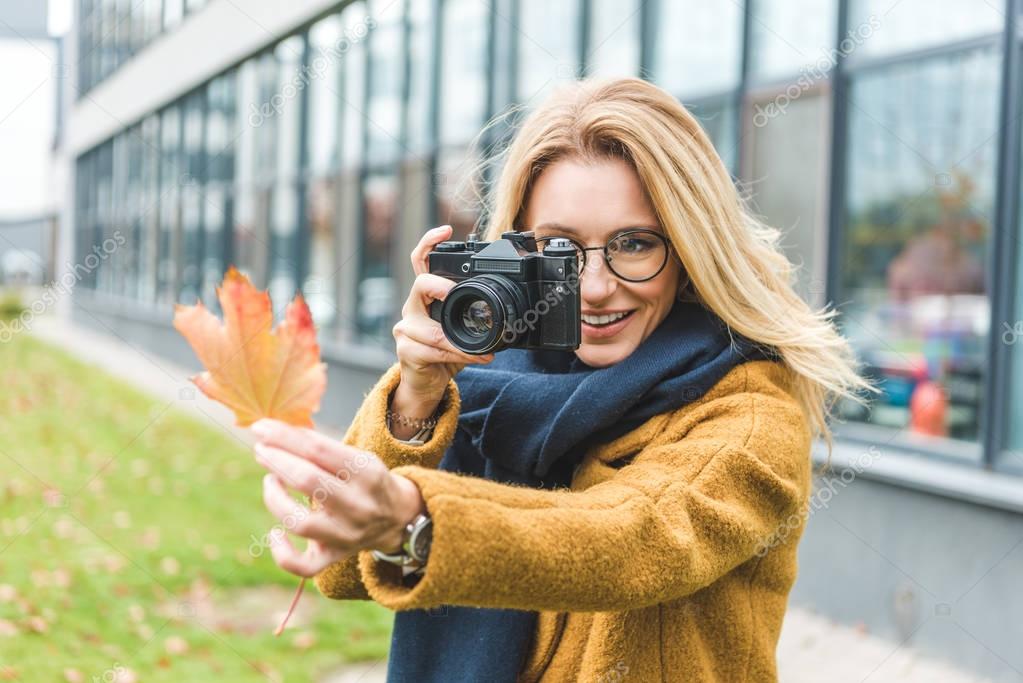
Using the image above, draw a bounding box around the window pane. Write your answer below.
[206,72,236,185]
[179,90,205,303]
[407,0,435,154]
[123,128,142,299]
[116,0,135,60]
[744,89,830,305]
[653,1,742,98]
[435,147,482,241]
[138,115,160,303]
[849,0,1003,59]
[687,98,738,177]
[1006,47,1023,467]
[203,72,236,305]
[517,0,580,102]
[75,152,95,289]
[268,37,305,309]
[162,0,183,31]
[439,0,487,145]
[158,106,181,304]
[142,0,161,41]
[274,37,304,181]
[304,177,338,330]
[98,0,115,80]
[585,0,640,78]
[358,172,398,344]
[837,48,1000,448]
[233,60,267,286]
[750,0,838,82]
[338,3,367,169]
[269,180,299,308]
[202,184,231,303]
[306,14,343,175]
[366,0,404,164]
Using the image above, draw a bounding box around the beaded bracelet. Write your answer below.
[385,389,445,432]
[385,407,440,431]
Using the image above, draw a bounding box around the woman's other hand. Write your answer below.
[250,419,425,578]
[390,225,493,437]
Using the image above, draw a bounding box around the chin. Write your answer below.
[574,342,636,369]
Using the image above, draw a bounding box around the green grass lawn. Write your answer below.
[0,334,392,681]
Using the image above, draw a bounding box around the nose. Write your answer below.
[579,253,618,305]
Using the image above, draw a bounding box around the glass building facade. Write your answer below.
[76,0,210,93]
[74,0,1023,474]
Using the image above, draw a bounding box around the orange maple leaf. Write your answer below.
[173,266,327,427]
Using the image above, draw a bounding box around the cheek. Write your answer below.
[625,279,676,315]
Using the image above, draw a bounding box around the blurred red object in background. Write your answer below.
[910,380,948,437]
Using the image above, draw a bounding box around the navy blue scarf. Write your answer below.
[384,300,777,682]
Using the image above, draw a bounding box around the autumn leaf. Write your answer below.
[173,267,327,427]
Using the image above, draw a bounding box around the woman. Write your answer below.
[250,77,872,682]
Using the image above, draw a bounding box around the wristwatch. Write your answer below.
[371,512,433,577]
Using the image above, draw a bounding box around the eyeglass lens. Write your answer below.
[542,231,668,282]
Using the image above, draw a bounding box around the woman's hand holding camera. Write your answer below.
[389,225,494,439]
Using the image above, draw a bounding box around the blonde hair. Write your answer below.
[472,77,877,456]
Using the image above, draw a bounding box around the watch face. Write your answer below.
[411,519,433,562]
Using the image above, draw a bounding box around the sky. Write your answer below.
[48,0,71,36]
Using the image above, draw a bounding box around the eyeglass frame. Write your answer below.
[530,227,675,283]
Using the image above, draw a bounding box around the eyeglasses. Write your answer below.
[533,228,672,283]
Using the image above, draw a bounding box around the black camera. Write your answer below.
[427,230,581,354]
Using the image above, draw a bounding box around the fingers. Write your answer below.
[401,272,459,318]
[269,531,349,578]
[261,473,348,544]
[410,225,454,276]
[251,419,368,475]
[394,319,493,365]
[254,441,350,501]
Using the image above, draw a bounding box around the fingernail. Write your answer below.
[250,420,269,438]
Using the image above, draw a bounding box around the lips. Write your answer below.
[581,310,631,326]
[581,309,636,339]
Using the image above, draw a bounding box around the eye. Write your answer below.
[613,235,658,254]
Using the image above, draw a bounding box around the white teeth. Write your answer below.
[582,311,630,326]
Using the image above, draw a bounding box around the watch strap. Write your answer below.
[371,513,431,576]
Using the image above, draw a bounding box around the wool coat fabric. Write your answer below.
[314,358,813,682]
[383,300,777,683]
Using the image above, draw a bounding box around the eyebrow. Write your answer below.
[530,222,661,236]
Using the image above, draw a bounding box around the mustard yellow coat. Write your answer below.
[314,359,813,682]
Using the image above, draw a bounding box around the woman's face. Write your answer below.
[522,156,682,368]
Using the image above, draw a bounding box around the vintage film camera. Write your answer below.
[427,230,582,354]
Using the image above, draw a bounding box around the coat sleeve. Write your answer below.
[355,365,813,613]
[312,362,462,601]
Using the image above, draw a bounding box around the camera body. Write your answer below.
[427,230,581,354]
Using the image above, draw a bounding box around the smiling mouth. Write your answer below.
[581,310,635,327]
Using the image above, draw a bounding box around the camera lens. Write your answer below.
[460,300,494,337]
[440,275,527,354]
